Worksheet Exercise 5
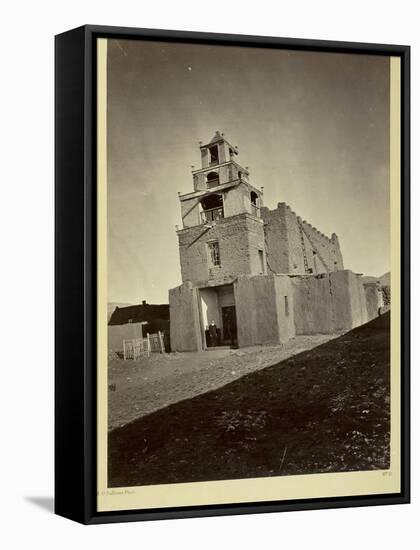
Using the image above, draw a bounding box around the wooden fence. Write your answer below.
[123,331,165,360]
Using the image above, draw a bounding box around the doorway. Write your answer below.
[221,306,237,347]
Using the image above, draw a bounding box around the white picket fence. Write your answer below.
[122,331,165,360]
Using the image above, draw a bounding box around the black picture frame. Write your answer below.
[55,24,410,525]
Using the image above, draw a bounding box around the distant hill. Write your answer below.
[107,302,132,322]
[379,272,390,286]
[361,272,390,286]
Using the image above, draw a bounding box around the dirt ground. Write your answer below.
[108,333,339,430]
[109,313,390,487]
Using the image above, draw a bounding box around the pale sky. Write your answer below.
[107,39,390,304]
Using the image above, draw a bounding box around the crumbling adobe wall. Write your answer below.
[286,205,344,274]
[177,214,265,285]
[299,219,343,273]
[169,282,202,351]
[261,202,344,275]
[235,274,295,346]
[291,270,369,335]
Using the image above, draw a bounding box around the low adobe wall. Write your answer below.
[291,274,335,334]
[108,322,144,353]
[291,270,369,335]
[235,274,295,346]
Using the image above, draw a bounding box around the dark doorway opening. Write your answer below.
[222,306,238,347]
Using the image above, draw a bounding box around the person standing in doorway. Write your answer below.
[209,320,218,347]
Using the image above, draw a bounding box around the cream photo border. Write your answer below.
[96,37,401,512]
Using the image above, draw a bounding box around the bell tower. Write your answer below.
[176,132,267,285]
[191,130,252,194]
[180,131,264,228]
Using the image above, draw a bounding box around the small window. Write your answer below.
[258,249,265,274]
[284,296,289,316]
[209,145,219,164]
[208,241,221,267]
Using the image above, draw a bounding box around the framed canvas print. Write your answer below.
[55,25,410,524]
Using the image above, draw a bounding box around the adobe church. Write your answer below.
[169,132,383,351]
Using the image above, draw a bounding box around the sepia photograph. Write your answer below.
[96,36,401,506]
[3,0,414,542]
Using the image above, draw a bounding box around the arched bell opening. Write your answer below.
[206,171,220,188]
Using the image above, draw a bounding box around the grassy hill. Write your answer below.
[109,313,390,487]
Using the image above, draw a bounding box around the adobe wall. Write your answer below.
[235,274,295,346]
[364,283,381,321]
[260,204,290,272]
[177,214,265,285]
[169,282,202,351]
[274,275,296,342]
[347,273,368,328]
[291,270,369,335]
[291,274,335,334]
[329,270,368,330]
[261,202,344,275]
[108,323,144,353]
